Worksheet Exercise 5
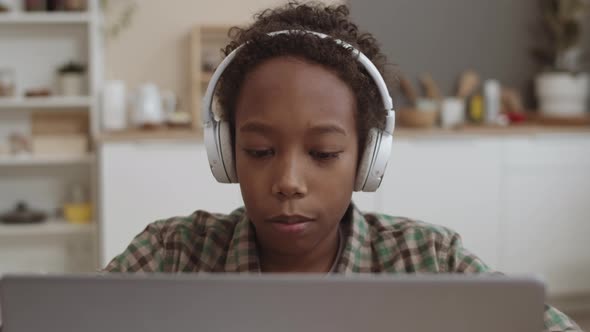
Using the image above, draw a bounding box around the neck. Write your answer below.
[259,226,340,273]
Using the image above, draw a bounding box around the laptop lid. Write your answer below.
[0,274,545,332]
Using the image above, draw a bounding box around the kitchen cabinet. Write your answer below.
[500,134,590,295]
[378,137,503,268]
[99,140,244,266]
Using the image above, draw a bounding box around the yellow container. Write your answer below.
[63,203,92,224]
[468,94,485,123]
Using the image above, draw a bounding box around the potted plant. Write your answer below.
[101,0,137,40]
[57,61,86,96]
[532,0,589,117]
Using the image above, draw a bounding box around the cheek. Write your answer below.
[235,152,268,212]
[316,154,358,201]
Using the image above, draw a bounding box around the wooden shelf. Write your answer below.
[0,219,95,237]
[394,124,590,138]
[0,12,90,24]
[0,96,91,109]
[0,154,94,166]
[99,128,203,142]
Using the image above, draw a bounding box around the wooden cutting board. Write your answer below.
[529,113,590,126]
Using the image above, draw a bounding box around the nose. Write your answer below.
[271,152,308,200]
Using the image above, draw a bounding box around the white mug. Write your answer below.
[441,97,465,129]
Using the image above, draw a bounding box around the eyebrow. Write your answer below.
[239,122,274,135]
[307,124,347,136]
[238,122,348,136]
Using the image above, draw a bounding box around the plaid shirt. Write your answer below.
[105,204,580,331]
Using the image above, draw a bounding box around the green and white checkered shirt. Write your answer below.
[104,204,581,331]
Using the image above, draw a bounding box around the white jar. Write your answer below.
[58,73,85,96]
[101,80,128,131]
[536,72,589,117]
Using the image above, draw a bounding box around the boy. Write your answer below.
[104,2,580,331]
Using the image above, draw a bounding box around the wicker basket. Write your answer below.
[397,108,439,128]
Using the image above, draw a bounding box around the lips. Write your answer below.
[265,214,315,234]
[267,214,314,224]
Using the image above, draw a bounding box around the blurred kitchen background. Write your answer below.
[0,0,589,325]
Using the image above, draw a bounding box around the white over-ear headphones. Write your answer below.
[202,30,395,192]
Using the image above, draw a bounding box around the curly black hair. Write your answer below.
[216,1,396,154]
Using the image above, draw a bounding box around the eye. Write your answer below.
[309,151,342,161]
[244,148,274,159]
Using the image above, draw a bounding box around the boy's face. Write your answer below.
[235,56,358,258]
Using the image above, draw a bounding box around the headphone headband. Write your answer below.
[202,30,394,131]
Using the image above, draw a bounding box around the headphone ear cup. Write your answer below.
[218,120,238,183]
[355,128,379,191]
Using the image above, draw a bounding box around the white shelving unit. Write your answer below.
[0,96,92,109]
[0,154,94,166]
[0,0,103,274]
[0,12,91,24]
[0,218,95,237]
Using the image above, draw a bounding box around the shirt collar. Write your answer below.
[334,204,373,273]
[224,210,261,273]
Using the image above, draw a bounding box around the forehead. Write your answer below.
[234,56,356,130]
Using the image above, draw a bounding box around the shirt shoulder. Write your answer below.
[359,212,488,273]
[150,208,243,242]
[104,208,245,272]
[363,212,458,250]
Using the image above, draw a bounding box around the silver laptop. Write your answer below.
[0,274,545,332]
